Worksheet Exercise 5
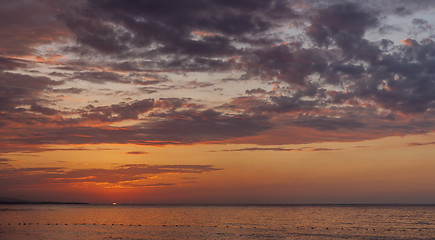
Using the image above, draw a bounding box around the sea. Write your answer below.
[0,204,434,239]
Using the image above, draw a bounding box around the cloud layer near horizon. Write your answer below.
[1,0,435,153]
[0,163,221,189]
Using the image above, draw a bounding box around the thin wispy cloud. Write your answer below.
[0,164,222,188]
[215,147,342,152]
[408,142,435,146]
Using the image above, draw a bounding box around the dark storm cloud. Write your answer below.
[225,91,320,114]
[354,39,435,114]
[1,0,435,151]
[236,2,435,115]
[378,25,402,35]
[30,103,59,116]
[306,2,380,64]
[251,95,317,113]
[48,72,70,77]
[0,71,61,112]
[144,109,272,143]
[0,0,68,56]
[115,54,236,72]
[71,71,171,86]
[307,3,379,48]
[380,0,435,15]
[0,57,28,70]
[292,116,365,131]
[0,107,271,147]
[184,81,214,89]
[245,88,267,95]
[76,97,200,123]
[53,0,434,118]
[80,99,154,122]
[51,87,86,94]
[60,0,296,59]
[153,98,196,110]
[266,95,318,113]
[72,71,128,84]
[242,45,328,85]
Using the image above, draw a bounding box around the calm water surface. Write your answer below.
[0,204,434,239]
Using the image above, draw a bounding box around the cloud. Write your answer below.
[0,143,118,154]
[58,0,296,62]
[79,99,154,122]
[369,40,435,113]
[245,88,267,95]
[242,45,328,85]
[30,104,59,116]
[311,148,341,151]
[0,0,68,56]
[0,72,61,113]
[184,80,214,89]
[292,116,365,131]
[55,164,220,184]
[221,147,296,152]
[0,158,12,166]
[0,106,272,147]
[408,141,435,146]
[42,147,118,152]
[0,164,222,188]
[306,3,379,50]
[0,57,28,70]
[217,147,342,152]
[126,151,148,155]
[1,0,435,153]
[71,71,127,84]
[51,87,86,94]
[122,182,177,187]
[144,109,272,143]
[375,0,435,15]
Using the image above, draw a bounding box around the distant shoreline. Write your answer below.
[0,201,89,205]
[1,202,434,207]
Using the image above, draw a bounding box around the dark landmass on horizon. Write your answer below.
[2,198,434,206]
[0,197,88,205]
[2,197,434,206]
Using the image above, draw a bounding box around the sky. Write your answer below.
[0,0,435,204]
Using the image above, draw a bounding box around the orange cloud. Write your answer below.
[401,38,415,46]
[192,30,218,37]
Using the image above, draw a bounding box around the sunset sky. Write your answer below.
[1,0,435,204]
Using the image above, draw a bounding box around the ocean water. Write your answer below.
[0,204,434,239]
